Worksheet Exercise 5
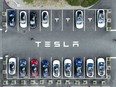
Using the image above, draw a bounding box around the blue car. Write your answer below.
[41,60,50,78]
[8,10,16,27]
[74,58,83,77]
[19,59,27,77]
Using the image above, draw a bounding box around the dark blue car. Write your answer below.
[8,10,16,27]
[74,58,83,77]
[41,60,50,78]
[19,59,27,77]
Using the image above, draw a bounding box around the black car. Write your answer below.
[30,12,37,29]
[19,59,27,77]
[8,10,16,27]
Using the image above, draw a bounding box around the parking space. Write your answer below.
[41,10,52,32]
[85,10,96,31]
[63,10,73,32]
[74,10,85,32]
[52,10,62,32]
[96,10,107,32]
[18,10,29,32]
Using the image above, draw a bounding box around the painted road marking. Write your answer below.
[55,18,59,22]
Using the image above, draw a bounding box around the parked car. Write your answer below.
[19,11,27,28]
[75,10,84,29]
[41,11,49,28]
[19,59,27,77]
[86,59,94,77]
[8,58,16,75]
[64,59,72,77]
[53,60,60,77]
[97,9,105,28]
[74,58,83,77]
[8,10,16,27]
[30,59,39,77]
[30,12,37,29]
[41,60,50,78]
[97,58,105,76]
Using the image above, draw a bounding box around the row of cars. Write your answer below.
[8,9,106,29]
[8,58,106,78]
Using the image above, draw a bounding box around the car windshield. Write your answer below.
[87,63,93,76]
[32,64,37,73]
[10,62,15,71]
[43,12,48,23]
[99,62,105,70]
[66,63,71,69]
[30,14,36,25]
[98,14,104,23]
[20,66,26,73]
[54,64,59,74]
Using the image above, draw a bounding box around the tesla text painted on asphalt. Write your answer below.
[35,41,79,48]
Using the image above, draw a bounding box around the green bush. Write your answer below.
[65,0,81,6]
[23,0,33,4]
[81,0,100,7]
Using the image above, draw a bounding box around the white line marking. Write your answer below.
[95,10,97,31]
[28,10,30,31]
[6,9,8,32]
[110,57,116,59]
[83,57,85,78]
[40,10,41,32]
[28,57,30,79]
[6,57,8,79]
[62,57,63,78]
[55,18,59,22]
[94,57,96,78]
[84,10,85,31]
[73,57,74,78]
[40,57,41,79]
[62,10,63,31]
[51,10,52,31]
[17,10,19,31]
[51,57,52,78]
[17,57,19,79]
[73,10,74,31]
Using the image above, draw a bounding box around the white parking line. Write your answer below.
[62,10,63,31]
[39,10,41,32]
[40,57,41,79]
[83,57,85,78]
[72,10,74,31]
[62,57,63,78]
[28,57,30,79]
[6,57,8,79]
[51,57,52,78]
[94,57,96,78]
[17,57,19,79]
[6,9,8,32]
[106,10,108,31]
[51,10,52,31]
[73,57,74,78]
[95,10,97,31]
[0,29,3,31]
[17,10,19,31]
[28,10,30,31]
[84,10,86,31]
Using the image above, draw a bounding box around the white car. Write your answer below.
[8,58,16,75]
[20,11,27,28]
[53,60,60,77]
[86,59,94,78]
[97,9,105,28]
[64,59,72,77]
[97,58,105,77]
[41,11,49,28]
[75,10,84,29]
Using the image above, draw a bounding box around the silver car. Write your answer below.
[64,59,72,77]
[8,58,16,75]
[41,11,49,28]
[53,60,60,77]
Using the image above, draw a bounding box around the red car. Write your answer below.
[30,59,39,77]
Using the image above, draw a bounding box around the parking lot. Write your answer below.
[5,9,109,32]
